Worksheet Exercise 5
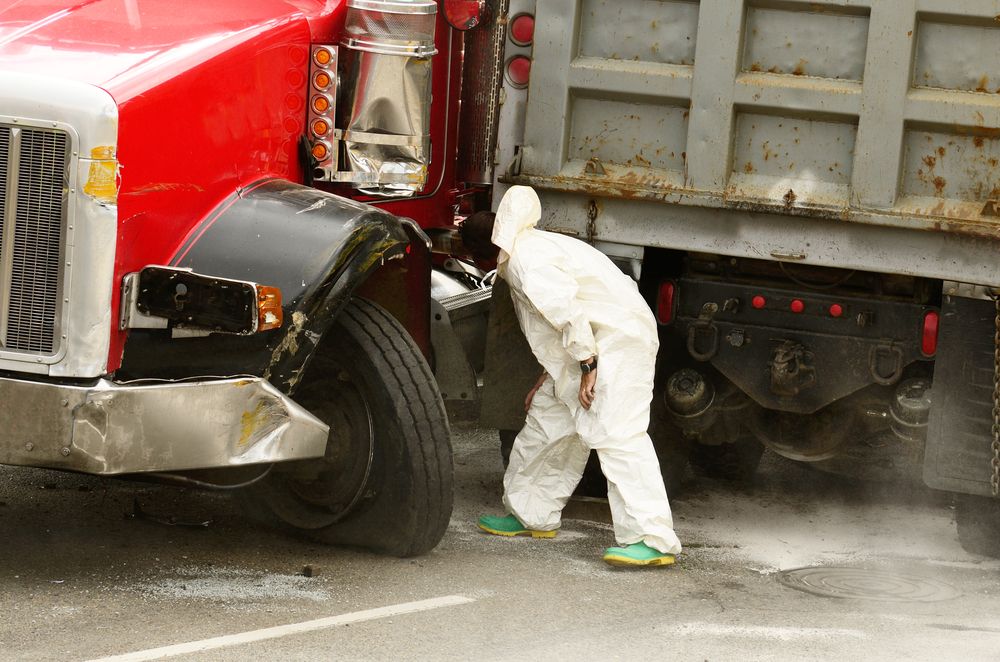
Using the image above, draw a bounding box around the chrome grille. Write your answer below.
[0,125,69,355]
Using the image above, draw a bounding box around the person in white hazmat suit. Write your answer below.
[464,186,682,567]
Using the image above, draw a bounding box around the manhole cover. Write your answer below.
[778,566,962,603]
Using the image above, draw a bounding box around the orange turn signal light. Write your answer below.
[311,95,330,113]
[256,285,283,332]
[312,119,330,136]
[314,48,333,66]
[313,71,332,90]
[311,142,330,160]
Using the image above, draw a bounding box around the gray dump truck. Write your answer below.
[448,0,1000,557]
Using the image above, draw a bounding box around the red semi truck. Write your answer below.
[0,0,489,556]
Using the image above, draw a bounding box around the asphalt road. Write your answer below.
[1,424,999,661]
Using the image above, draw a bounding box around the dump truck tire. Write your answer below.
[956,494,1000,559]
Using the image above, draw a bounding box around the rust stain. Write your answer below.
[933,176,947,195]
[744,162,755,174]
[783,189,797,207]
[768,66,780,74]
[973,136,985,148]
[792,59,807,76]
[634,153,651,168]
[750,62,762,72]
[976,76,990,93]
[907,30,912,37]
[922,155,937,168]
[761,140,776,161]
[937,146,946,158]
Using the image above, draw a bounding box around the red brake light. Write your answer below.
[921,310,939,356]
[790,299,805,313]
[505,55,532,89]
[509,13,535,46]
[444,0,484,30]
[657,281,676,325]
[751,295,766,309]
[829,303,843,318]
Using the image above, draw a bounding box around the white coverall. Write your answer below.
[494,186,681,554]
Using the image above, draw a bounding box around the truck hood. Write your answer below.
[0,0,336,101]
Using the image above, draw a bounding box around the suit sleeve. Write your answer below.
[514,261,598,362]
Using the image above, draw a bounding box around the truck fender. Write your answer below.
[166,177,427,393]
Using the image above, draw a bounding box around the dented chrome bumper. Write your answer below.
[0,376,329,475]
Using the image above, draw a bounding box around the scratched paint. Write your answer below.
[579,0,699,66]
[743,5,870,81]
[899,128,1000,219]
[914,18,1000,94]
[729,112,857,209]
[568,96,689,173]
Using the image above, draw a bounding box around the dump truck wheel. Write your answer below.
[955,495,1000,558]
[240,298,453,557]
[689,436,764,484]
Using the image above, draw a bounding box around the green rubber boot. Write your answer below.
[602,541,676,567]
[477,514,557,538]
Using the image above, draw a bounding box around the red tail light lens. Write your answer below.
[505,55,532,89]
[657,281,676,325]
[921,310,940,356]
[509,13,535,46]
[444,0,484,30]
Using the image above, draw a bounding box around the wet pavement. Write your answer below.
[1,423,999,661]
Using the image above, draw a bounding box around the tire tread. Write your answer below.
[339,300,452,556]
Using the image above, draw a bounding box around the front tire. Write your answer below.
[240,299,453,557]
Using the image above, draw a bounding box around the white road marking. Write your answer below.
[665,622,866,642]
[86,595,475,662]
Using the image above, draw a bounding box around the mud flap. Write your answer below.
[924,296,995,496]
[479,279,543,432]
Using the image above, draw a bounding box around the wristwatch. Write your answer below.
[580,356,598,374]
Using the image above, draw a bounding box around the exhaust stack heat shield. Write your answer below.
[333,0,437,197]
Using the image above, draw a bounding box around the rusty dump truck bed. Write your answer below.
[515,0,1000,286]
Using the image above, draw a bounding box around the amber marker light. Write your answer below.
[311,141,330,160]
[311,95,331,113]
[313,71,332,90]
[313,47,333,66]
[256,286,283,332]
[83,145,119,205]
[311,118,331,136]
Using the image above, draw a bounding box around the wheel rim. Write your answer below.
[749,404,854,462]
[271,367,375,527]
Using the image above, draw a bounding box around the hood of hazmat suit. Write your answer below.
[494,186,681,555]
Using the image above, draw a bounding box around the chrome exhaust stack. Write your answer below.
[318,0,438,197]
